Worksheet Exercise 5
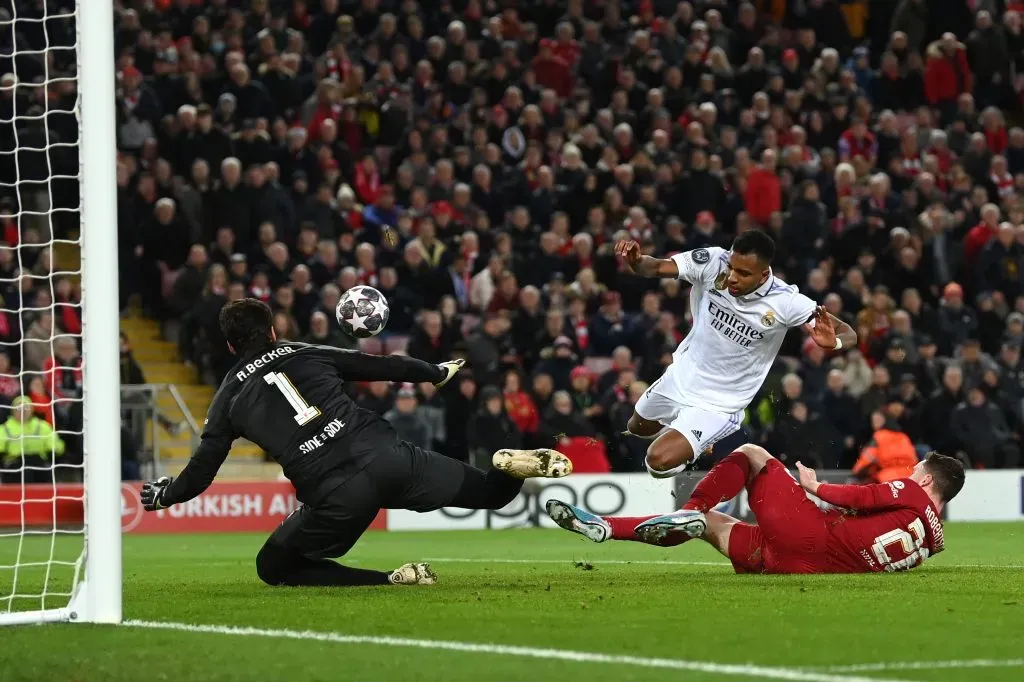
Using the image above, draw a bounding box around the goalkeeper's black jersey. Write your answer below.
[162,342,444,506]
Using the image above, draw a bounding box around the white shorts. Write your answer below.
[634,372,743,460]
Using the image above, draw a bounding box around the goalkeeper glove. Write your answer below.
[434,358,465,388]
[141,476,174,511]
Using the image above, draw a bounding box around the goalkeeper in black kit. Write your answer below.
[141,299,572,587]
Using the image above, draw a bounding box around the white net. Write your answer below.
[0,0,88,619]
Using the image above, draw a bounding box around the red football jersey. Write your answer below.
[816,479,945,573]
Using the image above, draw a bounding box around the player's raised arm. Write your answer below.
[615,239,680,279]
[322,345,464,387]
[803,306,858,352]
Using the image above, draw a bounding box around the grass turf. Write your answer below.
[0,524,1022,682]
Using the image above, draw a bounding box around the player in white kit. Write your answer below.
[614,231,857,478]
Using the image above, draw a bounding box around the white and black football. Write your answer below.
[335,285,390,338]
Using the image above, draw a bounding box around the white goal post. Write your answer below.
[0,0,121,625]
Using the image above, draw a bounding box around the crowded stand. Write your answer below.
[72,0,1024,475]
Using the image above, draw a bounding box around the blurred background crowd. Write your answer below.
[8,0,1024,477]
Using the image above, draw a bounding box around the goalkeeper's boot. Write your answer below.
[492,449,573,479]
[633,510,707,545]
[389,562,437,585]
[545,500,610,543]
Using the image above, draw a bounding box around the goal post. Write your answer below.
[0,0,121,625]
[78,0,122,625]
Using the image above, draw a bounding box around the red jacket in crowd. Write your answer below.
[554,40,580,68]
[986,125,1008,155]
[924,47,973,104]
[532,54,573,98]
[745,167,782,225]
[964,221,997,269]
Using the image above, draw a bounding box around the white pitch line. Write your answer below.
[823,659,1024,673]
[422,557,1024,570]
[424,557,731,567]
[123,620,912,682]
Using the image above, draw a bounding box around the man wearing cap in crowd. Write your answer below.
[384,384,433,450]
[1004,312,1024,346]
[589,291,634,357]
[0,396,65,484]
[958,337,999,391]
[536,336,578,392]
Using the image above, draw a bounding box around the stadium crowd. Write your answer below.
[8,0,1024,476]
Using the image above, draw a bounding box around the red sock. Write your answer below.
[682,450,751,513]
[601,515,693,547]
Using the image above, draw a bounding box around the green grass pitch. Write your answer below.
[0,524,1022,682]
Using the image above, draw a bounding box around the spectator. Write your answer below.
[608,380,649,472]
[68,0,1024,475]
[937,283,979,356]
[535,336,578,392]
[745,149,781,226]
[821,369,861,464]
[568,365,601,425]
[302,311,354,349]
[406,310,455,366]
[588,291,634,357]
[958,337,1000,391]
[502,369,539,438]
[0,396,64,484]
[466,313,515,388]
[767,401,838,469]
[924,34,972,120]
[384,384,433,449]
[853,412,919,483]
[539,390,596,447]
[466,386,521,470]
[416,383,446,452]
[358,381,393,417]
[951,386,1021,468]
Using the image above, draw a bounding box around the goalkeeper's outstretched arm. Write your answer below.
[144,383,236,510]
[158,434,233,506]
[322,346,464,387]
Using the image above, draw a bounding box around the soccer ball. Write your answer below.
[336,285,390,338]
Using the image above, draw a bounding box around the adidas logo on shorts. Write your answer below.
[691,429,703,440]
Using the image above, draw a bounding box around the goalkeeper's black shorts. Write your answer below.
[268,441,468,559]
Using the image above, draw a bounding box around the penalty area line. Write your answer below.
[122,620,914,682]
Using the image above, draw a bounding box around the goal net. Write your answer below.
[0,0,121,625]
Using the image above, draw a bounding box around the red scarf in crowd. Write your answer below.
[991,171,1014,200]
[571,315,589,351]
[354,164,381,204]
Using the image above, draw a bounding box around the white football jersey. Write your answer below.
[666,247,817,414]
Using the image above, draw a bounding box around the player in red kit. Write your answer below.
[546,444,965,574]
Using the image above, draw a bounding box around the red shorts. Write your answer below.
[727,459,831,574]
